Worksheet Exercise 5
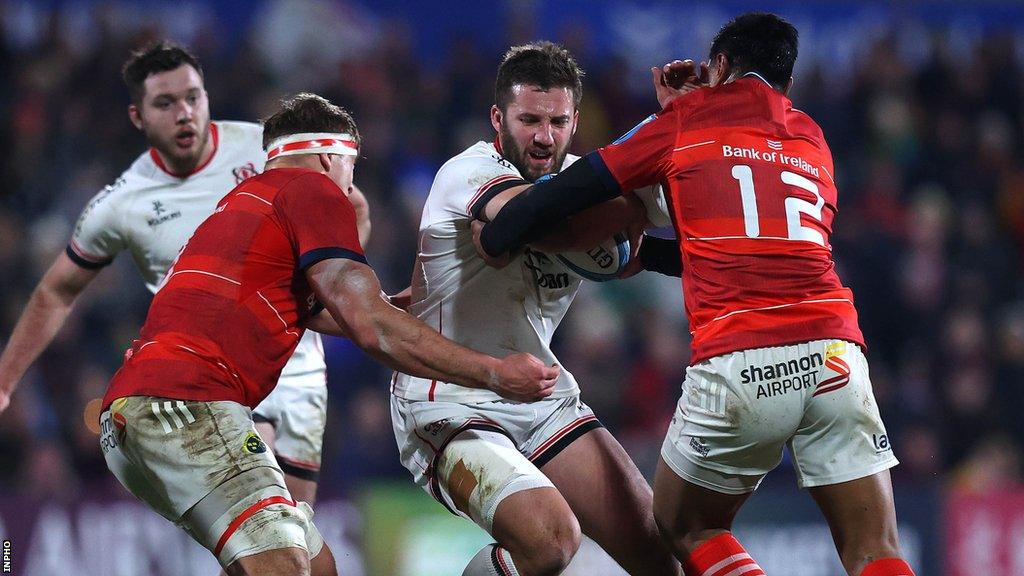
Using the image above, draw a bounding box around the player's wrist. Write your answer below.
[638,235,682,277]
[480,356,504,392]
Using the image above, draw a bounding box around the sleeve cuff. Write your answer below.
[470,178,527,219]
[299,247,368,271]
[65,244,112,270]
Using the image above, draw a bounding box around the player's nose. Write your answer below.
[176,101,194,122]
[533,124,555,146]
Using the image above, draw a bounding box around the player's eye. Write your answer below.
[186,95,198,104]
[154,101,170,110]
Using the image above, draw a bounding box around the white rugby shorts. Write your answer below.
[100,397,322,567]
[391,394,602,532]
[661,339,898,493]
[252,371,328,481]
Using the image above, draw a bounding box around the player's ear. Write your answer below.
[128,104,144,130]
[571,110,580,137]
[490,105,503,134]
[318,153,332,172]
[783,76,794,96]
[711,52,730,87]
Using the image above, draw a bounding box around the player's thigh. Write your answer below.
[540,427,653,541]
[789,341,899,489]
[541,426,678,574]
[660,349,806,496]
[653,456,752,538]
[392,395,569,532]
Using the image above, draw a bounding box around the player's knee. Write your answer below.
[227,547,309,576]
[526,512,581,575]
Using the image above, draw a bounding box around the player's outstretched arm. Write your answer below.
[529,195,648,253]
[306,258,559,402]
[0,253,100,413]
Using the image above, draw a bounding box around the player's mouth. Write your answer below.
[528,149,553,166]
[175,130,198,149]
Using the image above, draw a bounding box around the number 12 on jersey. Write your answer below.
[730,165,826,246]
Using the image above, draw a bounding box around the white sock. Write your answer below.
[462,544,521,576]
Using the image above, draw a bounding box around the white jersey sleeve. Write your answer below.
[429,145,529,222]
[67,178,129,268]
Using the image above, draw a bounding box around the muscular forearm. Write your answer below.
[364,301,500,389]
[0,285,77,391]
[310,259,498,390]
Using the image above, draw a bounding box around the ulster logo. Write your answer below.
[233,162,260,183]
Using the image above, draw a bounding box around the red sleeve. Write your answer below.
[596,104,679,192]
[273,173,366,270]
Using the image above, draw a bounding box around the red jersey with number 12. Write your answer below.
[597,76,864,363]
[102,168,365,410]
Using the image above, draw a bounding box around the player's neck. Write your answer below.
[265,156,324,173]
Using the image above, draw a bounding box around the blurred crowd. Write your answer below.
[0,0,1022,503]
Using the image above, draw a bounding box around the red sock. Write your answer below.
[684,532,765,576]
[860,558,915,576]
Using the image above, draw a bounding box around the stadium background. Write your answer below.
[1,0,1023,574]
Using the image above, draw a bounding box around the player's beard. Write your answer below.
[499,122,569,183]
[151,123,211,175]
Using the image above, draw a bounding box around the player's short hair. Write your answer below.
[122,41,203,104]
[262,93,361,150]
[495,41,584,111]
[709,12,798,90]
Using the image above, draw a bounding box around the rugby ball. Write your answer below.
[556,232,630,282]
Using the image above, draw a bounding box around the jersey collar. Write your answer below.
[741,71,774,88]
[149,122,220,179]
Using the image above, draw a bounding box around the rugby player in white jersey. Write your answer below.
[0,42,367,510]
[390,42,679,576]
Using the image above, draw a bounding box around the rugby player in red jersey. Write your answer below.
[99,93,559,576]
[474,13,915,576]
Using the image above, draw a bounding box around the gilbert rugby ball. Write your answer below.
[556,232,630,282]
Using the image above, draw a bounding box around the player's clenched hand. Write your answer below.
[471,219,512,269]
[488,353,560,402]
[651,59,708,108]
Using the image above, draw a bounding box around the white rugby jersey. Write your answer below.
[68,120,326,380]
[390,141,584,403]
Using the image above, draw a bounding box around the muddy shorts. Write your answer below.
[100,396,323,567]
[391,394,602,532]
[661,340,899,493]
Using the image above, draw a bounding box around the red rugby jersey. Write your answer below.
[597,76,864,363]
[102,168,364,410]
